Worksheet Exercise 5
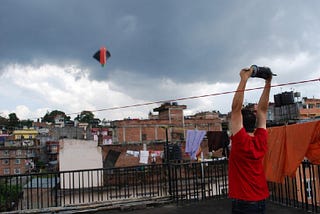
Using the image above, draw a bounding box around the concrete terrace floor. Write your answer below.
[94,199,310,214]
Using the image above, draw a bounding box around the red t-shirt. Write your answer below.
[228,128,269,201]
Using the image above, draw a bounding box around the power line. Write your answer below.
[65,77,320,117]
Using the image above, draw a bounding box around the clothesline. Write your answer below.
[64,77,320,117]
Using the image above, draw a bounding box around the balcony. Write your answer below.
[0,160,318,213]
[26,152,36,158]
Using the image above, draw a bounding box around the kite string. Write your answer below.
[67,77,320,116]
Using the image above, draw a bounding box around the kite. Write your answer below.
[93,46,111,67]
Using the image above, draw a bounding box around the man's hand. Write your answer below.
[240,67,253,81]
[265,75,272,84]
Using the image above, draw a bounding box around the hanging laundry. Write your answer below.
[185,130,206,160]
[264,120,320,183]
[263,126,287,183]
[126,150,140,157]
[305,121,320,164]
[207,130,230,157]
[139,150,149,164]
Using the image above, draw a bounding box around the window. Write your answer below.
[14,168,20,174]
[29,135,33,139]
[50,145,58,153]
[308,104,314,109]
[3,168,10,175]
[2,159,9,165]
[16,150,22,156]
[316,103,320,108]
[15,159,21,164]
[3,150,9,156]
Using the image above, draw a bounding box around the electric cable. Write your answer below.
[65,77,320,117]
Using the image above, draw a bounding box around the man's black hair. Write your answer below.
[241,109,256,133]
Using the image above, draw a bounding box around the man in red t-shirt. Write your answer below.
[229,67,272,213]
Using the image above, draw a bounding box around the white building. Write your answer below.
[59,139,103,188]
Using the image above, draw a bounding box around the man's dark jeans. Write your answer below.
[232,199,266,214]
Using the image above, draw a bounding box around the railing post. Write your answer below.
[166,128,172,197]
[54,173,58,207]
[201,160,205,199]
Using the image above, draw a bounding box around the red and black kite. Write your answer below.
[93,46,111,67]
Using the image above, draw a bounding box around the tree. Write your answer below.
[8,113,19,131]
[0,116,8,133]
[42,111,53,123]
[42,110,70,123]
[91,118,101,127]
[0,116,8,127]
[75,111,95,124]
[0,182,23,211]
[20,119,33,128]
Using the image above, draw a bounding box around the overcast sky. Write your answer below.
[0,0,319,121]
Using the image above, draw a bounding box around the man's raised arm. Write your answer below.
[231,68,253,135]
[256,78,272,129]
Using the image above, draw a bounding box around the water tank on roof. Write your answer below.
[281,91,294,105]
[294,92,301,97]
[274,94,282,107]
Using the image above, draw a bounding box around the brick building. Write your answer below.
[101,102,223,167]
[299,97,320,119]
[46,141,59,171]
[0,128,40,175]
[110,102,222,144]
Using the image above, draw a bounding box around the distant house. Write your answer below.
[54,114,65,128]
[100,102,223,167]
[46,141,59,171]
[110,102,222,144]
[300,97,320,119]
[91,128,112,145]
[13,128,38,141]
[0,128,40,175]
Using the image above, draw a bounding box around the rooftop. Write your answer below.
[92,198,311,214]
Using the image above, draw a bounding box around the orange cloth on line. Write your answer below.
[305,121,320,164]
[306,143,320,164]
[264,120,320,183]
[283,121,319,176]
[263,125,287,183]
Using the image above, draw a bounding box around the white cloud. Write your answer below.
[0,60,319,122]
[15,105,31,120]
[0,64,152,120]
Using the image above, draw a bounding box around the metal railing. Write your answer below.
[0,159,319,213]
[268,160,320,213]
[0,160,228,212]
[168,159,228,203]
[0,164,169,211]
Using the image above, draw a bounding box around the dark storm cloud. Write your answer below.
[0,0,320,120]
[0,1,112,64]
[1,0,320,84]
